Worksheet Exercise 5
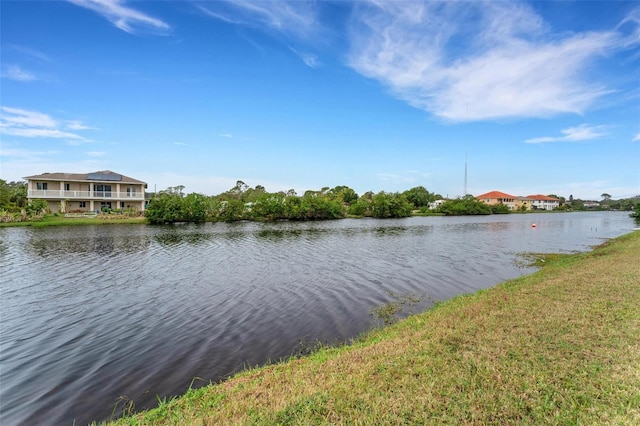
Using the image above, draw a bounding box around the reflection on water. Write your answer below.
[154,226,215,246]
[25,226,151,256]
[0,212,634,425]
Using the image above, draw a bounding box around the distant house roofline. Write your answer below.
[526,194,560,201]
[475,190,517,199]
[24,170,146,185]
[475,191,560,202]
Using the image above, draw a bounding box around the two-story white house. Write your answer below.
[527,194,560,211]
[24,170,147,213]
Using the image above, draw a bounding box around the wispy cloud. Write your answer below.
[196,0,317,38]
[1,65,38,82]
[197,0,321,67]
[174,142,190,146]
[0,106,93,142]
[525,124,609,144]
[347,1,637,121]
[7,45,50,62]
[65,120,96,130]
[86,151,106,157]
[289,46,320,68]
[67,0,170,35]
[632,132,640,142]
[219,133,233,138]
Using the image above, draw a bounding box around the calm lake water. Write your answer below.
[0,212,635,425]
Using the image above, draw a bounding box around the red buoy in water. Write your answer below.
[532,223,537,228]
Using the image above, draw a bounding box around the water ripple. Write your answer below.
[0,213,634,425]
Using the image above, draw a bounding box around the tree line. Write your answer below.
[145,181,640,224]
[3,178,638,224]
[145,181,445,224]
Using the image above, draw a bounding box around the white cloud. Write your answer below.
[289,46,320,69]
[67,0,170,34]
[197,1,322,67]
[0,107,57,128]
[633,132,640,142]
[3,128,89,140]
[197,0,317,38]
[65,120,96,130]
[347,1,633,121]
[219,133,233,138]
[0,106,92,142]
[525,124,609,144]
[7,45,50,62]
[1,65,38,82]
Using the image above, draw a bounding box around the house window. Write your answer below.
[37,182,48,190]
[64,183,70,191]
[79,201,86,208]
[94,184,112,196]
[120,202,125,208]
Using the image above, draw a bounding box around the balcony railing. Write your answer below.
[28,190,144,200]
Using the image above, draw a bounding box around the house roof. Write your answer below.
[475,191,517,199]
[23,170,146,185]
[526,194,560,201]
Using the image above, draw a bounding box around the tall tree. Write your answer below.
[0,180,28,211]
[402,186,432,208]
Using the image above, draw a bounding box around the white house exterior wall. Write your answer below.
[25,171,147,213]
[531,200,559,211]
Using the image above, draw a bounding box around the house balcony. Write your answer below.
[28,190,145,200]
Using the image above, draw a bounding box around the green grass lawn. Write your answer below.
[0,214,146,227]
[106,231,640,425]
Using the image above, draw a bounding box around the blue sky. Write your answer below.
[1,0,639,200]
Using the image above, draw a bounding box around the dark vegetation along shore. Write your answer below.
[103,231,640,425]
[144,182,640,224]
[2,179,639,226]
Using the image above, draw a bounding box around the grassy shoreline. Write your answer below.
[0,214,146,227]
[105,231,640,425]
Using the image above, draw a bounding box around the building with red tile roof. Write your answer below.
[475,191,519,210]
[476,191,560,211]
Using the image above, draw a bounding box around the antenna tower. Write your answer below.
[464,152,468,197]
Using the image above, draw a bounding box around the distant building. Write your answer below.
[526,194,560,211]
[429,199,446,210]
[583,201,601,209]
[476,191,560,211]
[475,191,519,210]
[24,170,147,213]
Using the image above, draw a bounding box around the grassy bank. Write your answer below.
[0,214,146,227]
[107,231,640,425]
